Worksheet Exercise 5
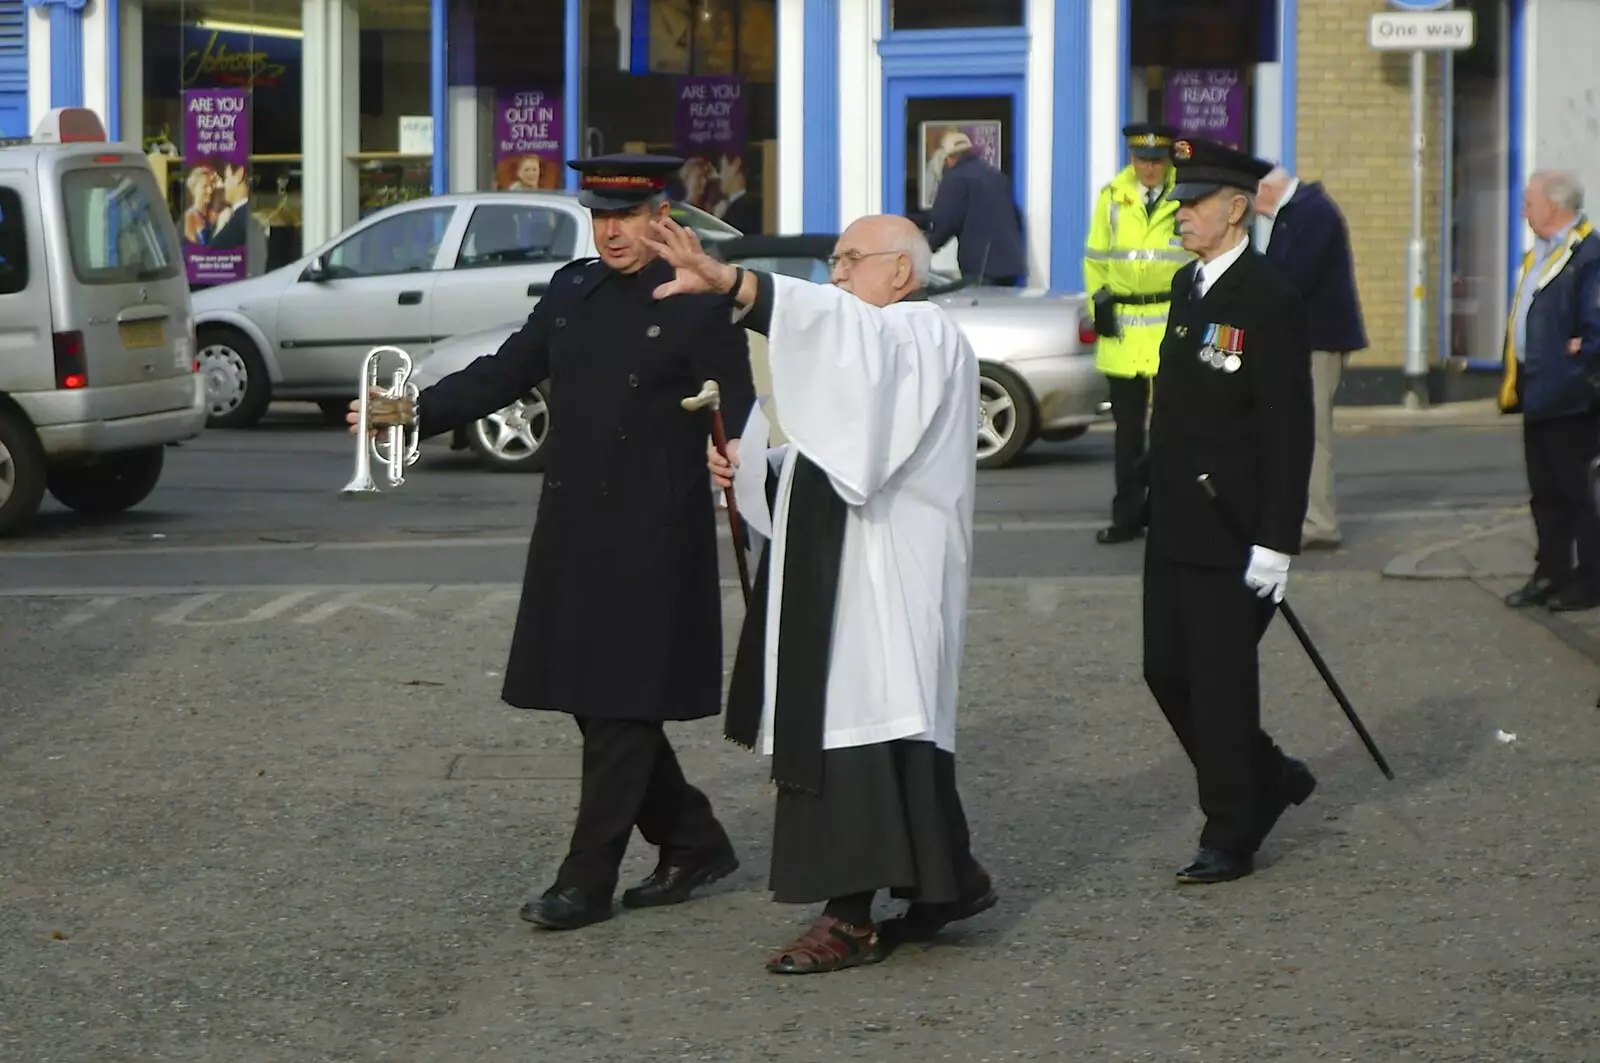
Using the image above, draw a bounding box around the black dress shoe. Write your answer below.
[1505,578,1557,608]
[519,885,614,930]
[1096,525,1143,545]
[1547,585,1600,612]
[1176,848,1253,885]
[620,849,739,909]
[1255,757,1317,848]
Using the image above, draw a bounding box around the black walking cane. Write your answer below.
[1197,473,1395,780]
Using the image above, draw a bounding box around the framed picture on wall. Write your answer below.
[917,119,1003,211]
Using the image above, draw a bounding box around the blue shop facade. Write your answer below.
[12,0,1598,371]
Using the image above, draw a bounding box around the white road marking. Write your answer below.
[292,589,416,625]
[153,590,320,627]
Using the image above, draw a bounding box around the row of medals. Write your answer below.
[1200,346,1242,374]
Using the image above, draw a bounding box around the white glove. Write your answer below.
[1245,545,1291,603]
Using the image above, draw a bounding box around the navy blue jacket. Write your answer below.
[1504,227,1600,422]
[927,154,1027,282]
[1263,182,1367,354]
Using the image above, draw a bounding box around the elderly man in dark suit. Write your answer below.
[1256,168,1366,551]
[1143,138,1316,886]
[926,130,1027,287]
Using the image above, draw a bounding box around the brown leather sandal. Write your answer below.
[766,915,885,975]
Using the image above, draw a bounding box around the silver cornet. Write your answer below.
[342,345,422,494]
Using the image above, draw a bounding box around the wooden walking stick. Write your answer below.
[683,380,752,605]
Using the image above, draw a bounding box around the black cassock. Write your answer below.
[417,255,755,895]
[1142,247,1315,857]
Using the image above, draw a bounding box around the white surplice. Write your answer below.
[732,274,978,755]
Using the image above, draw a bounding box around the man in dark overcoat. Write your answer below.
[1142,137,1318,886]
[1257,166,1367,549]
[352,154,757,929]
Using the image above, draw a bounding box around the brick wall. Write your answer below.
[1295,0,1446,369]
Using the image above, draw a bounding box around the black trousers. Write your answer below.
[1142,549,1289,855]
[1107,374,1151,530]
[1523,412,1600,592]
[554,717,730,896]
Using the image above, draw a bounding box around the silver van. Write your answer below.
[0,108,206,536]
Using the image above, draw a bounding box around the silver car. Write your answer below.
[188,191,739,429]
[411,234,1110,471]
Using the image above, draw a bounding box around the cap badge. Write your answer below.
[1173,140,1193,161]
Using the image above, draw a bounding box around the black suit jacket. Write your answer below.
[1147,247,1315,568]
[1264,182,1366,354]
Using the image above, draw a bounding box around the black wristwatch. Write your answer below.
[725,266,745,297]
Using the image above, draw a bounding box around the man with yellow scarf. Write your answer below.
[1499,170,1600,613]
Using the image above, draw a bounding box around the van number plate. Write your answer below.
[119,320,167,349]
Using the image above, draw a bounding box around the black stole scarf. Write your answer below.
[724,453,849,795]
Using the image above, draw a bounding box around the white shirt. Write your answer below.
[1192,235,1250,298]
[734,277,978,754]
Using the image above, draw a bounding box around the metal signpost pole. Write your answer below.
[1406,47,1427,408]
[1370,0,1476,408]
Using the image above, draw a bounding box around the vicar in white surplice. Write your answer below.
[643,214,997,976]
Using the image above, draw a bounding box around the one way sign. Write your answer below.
[1369,10,1477,50]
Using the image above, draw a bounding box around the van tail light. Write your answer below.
[1077,315,1097,348]
[53,331,88,389]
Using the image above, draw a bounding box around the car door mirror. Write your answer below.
[302,254,329,282]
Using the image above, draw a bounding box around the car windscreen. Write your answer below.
[60,167,182,285]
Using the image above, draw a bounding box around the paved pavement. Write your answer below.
[4,407,1599,1061]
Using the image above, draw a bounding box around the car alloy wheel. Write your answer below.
[199,342,250,416]
[977,375,1017,460]
[0,435,14,508]
[468,390,550,470]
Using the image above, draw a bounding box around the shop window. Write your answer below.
[889,0,1023,31]
[354,0,433,220]
[325,206,453,278]
[0,187,27,295]
[136,0,305,282]
[582,0,778,235]
[903,96,1015,222]
[1126,0,1274,152]
[456,203,579,268]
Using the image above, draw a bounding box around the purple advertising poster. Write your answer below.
[674,75,747,216]
[180,88,250,286]
[1163,69,1245,149]
[494,89,563,190]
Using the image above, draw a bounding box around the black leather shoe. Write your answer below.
[1176,848,1253,884]
[519,885,614,930]
[1254,757,1317,848]
[1096,525,1143,545]
[1505,578,1557,608]
[620,849,739,909]
[1547,585,1600,612]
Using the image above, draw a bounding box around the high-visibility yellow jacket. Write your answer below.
[1083,165,1192,378]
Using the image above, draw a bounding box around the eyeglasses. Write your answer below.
[826,249,905,270]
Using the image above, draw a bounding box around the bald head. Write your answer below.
[829,214,933,307]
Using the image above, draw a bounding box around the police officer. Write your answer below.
[1141,137,1317,885]
[352,154,757,929]
[1083,123,1191,544]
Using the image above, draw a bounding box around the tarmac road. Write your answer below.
[0,403,1532,589]
[3,407,1597,1062]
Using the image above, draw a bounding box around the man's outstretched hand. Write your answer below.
[643,217,737,299]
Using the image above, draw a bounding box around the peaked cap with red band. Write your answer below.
[568,153,685,211]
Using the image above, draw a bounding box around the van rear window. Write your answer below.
[61,168,181,286]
